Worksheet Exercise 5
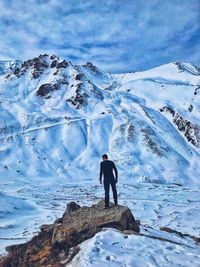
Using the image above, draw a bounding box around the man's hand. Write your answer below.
[99,179,102,184]
[115,178,118,184]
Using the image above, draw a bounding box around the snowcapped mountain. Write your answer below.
[0,54,200,185]
[1,54,200,265]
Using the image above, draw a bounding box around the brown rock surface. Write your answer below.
[0,200,139,267]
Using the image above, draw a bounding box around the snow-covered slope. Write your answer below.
[0,55,200,264]
[0,60,21,76]
[0,55,200,185]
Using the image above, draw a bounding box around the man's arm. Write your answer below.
[99,162,103,184]
[113,162,118,183]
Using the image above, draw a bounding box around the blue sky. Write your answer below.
[0,0,199,73]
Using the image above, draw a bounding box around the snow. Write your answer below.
[0,60,21,76]
[68,228,200,267]
[0,56,200,265]
[113,62,200,86]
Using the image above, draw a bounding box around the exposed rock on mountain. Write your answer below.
[37,82,62,98]
[0,54,200,185]
[57,60,69,69]
[0,201,139,267]
[174,61,200,76]
[160,106,200,147]
[1,55,200,266]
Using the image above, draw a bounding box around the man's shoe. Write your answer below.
[104,206,110,209]
[114,201,118,206]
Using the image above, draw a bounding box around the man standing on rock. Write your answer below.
[99,154,118,209]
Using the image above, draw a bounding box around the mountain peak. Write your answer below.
[0,54,200,185]
[82,61,99,72]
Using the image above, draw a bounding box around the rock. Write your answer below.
[66,201,81,213]
[57,60,68,69]
[13,67,20,75]
[160,227,200,244]
[173,114,200,147]
[0,200,139,267]
[50,60,57,68]
[83,62,98,73]
[141,127,165,157]
[36,83,59,98]
[159,106,175,117]
[12,54,50,79]
[135,219,141,225]
[159,105,200,148]
[188,104,193,112]
[160,226,185,238]
[194,85,200,95]
[174,61,185,73]
[74,73,85,80]
[50,54,58,60]
[66,83,88,109]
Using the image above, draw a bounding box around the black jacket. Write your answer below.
[99,160,118,180]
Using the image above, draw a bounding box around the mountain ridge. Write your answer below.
[0,54,200,186]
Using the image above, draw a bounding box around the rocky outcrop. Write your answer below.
[4,54,70,80]
[36,83,60,98]
[141,126,166,157]
[174,61,200,75]
[57,60,69,69]
[0,200,139,267]
[173,114,200,147]
[160,227,200,244]
[159,106,200,148]
[21,54,49,79]
[66,83,88,109]
[83,62,99,73]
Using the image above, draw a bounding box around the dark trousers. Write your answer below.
[103,177,117,207]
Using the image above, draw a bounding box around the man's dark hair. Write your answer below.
[102,154,108,159]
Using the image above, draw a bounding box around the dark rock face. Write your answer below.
[74,73,85,81]
[160,106,200,148]
[173,114,200,147]
[174,61,200,75]
[57,60,69,69]
[66,83,88,109]
[13,67,20,75]
[21,54,49,79]
[5,54,70,81]
[0,200,139,267]
[83,62,99,73]
[160,227,200,244]
[66,92,86,108]
[50,55,58,60]
[127,123,135,142]
[4,54,50,79]
[141,127,165,157]
[159,106,175,117]
[188,104,193,112]
[194,86,200,95]
[36,83,59,98]
[50,60,57,68]
[66,201,81,213]
[174,62,186,73]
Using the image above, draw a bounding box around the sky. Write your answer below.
[0,0,199,73]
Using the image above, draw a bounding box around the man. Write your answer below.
[99,154,118,209]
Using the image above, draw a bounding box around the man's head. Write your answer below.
[102,154,108,160]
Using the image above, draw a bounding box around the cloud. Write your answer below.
[0,0,199,73]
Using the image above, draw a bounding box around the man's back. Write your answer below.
[100,159,118,179]
[99,154,118,208]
